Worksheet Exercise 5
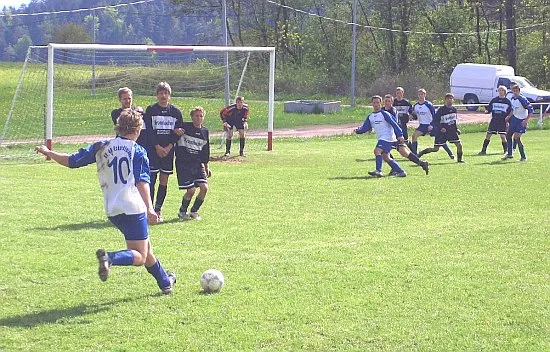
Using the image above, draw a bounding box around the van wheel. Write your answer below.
[464,95,479,111]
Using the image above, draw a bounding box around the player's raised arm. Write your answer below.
[35,146,70,167]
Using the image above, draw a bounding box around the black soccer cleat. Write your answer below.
[421,160,429,175]
[96,249,111,282]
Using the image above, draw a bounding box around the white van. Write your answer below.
[450,63,550,111]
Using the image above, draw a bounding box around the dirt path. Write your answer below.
[41,111,546,145]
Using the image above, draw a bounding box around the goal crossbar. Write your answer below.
[46,43,276,150]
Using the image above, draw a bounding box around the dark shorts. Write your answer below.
[176,162,208,189]
[108,213,149,241]
[508,116,527,134]
[434,124,460,146]
[226,116,246,130]
[415,124,432,136]
[488,117,507,134]
[375,140,395,153]
[148,147,175,174]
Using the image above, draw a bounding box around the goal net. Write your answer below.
[0,44,275,162]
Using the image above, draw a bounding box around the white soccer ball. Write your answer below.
[200,269,225,293]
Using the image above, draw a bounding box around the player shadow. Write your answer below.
[476,160,516,166]
[33,220,113,231]
[0,294,153,328]
[329,175,375,180]
[355,158,375,163]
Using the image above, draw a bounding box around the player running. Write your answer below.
[418,93,464,163]
[383,95,430,175]
[35,108,176,294]
[479,86,512,155]
[355,95,408,177]
[411,89,455,159]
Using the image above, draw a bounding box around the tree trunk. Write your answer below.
[505,0,517,70]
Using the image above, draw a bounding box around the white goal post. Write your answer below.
[45,43,276,151]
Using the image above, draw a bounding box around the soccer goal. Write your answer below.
[0,43,275,161]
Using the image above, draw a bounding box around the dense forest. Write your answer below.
[1,0,550,98]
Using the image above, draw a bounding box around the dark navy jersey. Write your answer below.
[487,97,512,120]
[220,103,249,122]
[175,122,210,165]
[434,105,458,128]
[393,99,413,119]
[111,107,148,148]
[382,106,398,123]
[144,103,183,148]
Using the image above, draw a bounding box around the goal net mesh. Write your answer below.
[0,45,273,162]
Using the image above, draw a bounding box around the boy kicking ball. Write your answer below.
[36,108,176,294]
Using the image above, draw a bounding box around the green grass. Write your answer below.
[1,131,549,351]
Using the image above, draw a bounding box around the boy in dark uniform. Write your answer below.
[418,93,464,163]
[220,96,249,157]
[144,82,183,222]
[111,87,147,148]
[479,86,512,155]
[174,107,211,221]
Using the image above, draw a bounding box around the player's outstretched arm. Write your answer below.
[136,181,158,224]
[35,145,70,167]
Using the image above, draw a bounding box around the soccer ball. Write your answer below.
[200,269,225,293]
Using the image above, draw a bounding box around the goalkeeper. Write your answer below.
[220,96,249,157]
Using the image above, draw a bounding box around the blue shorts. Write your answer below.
[415,124,432,136]
[508,116,527,134]
[375,140,395,153]
[108,213,149,241]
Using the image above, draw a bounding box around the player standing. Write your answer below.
[220,96,249,157]
[502,83,533,161]
[479,86,512,155]
[411,89,455,159]
[418,93,464,163]
[111,87,147,148]
[35,108,176,294]
[393,87,413,146]
[174,107,211,221]
[144,82,183,222]
[355,95,407,177]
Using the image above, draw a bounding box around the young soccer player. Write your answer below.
[411,89,455,159]
[479,86,512,155]
[383,95,430,175]
[393,87,413,145]
[502,83,534,161]
[35,108,176,294]
[418,93,464,163]
[220,96,249,157]
[355,95,407,177]
[144,82,183,222]
[174,107,211,221]
[111,87,147,148]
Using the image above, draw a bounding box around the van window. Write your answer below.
[498,77,511,88]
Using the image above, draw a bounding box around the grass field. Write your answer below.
[1,131,548,351]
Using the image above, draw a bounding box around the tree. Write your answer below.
[54,23,91,44]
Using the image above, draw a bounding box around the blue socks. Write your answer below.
[375,155,383,171]
[146,260,171,289]
[388,160,403,173]
[108,250,134,266]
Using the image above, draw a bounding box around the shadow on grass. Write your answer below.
[355,158,374,163]
[329,175,373,180]
[33,220,113,231]
[0,294,154,328]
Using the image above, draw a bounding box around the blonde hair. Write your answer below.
[236,96,245,102]
[115,108,143,136]
[371,95,382,102]
[418,88,426,94]
[384,94,394,101]
[156,81,172,95]
[118,87,133,99]
[395,87,404,93]
[190,106,206,117]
